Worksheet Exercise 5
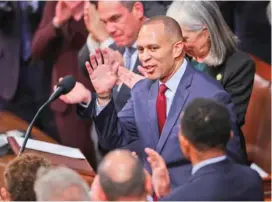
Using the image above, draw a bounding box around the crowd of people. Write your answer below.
[0,0,270,201]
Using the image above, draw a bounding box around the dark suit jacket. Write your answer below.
[79,62,247,188]
[78,42,141,112]
[205,50,255,127]
[0,1,46,101]
[160,159,264,201]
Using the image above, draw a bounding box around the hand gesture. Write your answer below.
[118,66,146,89]
[145,148,171,198]
[138,65,149,78]
[57,78,91,104]
[86,49,119,100]
[83,2,109,42]
[53,1,73,27]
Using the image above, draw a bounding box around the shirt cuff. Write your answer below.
[95,98,111,116]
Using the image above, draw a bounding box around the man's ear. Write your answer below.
[173,41,184,59]
[132,2,144,20]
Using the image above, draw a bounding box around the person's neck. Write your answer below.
[160,57,184,83]
[191,149,226,166]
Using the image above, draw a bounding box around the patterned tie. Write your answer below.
[124,46,136,70]
[156,84,168,134]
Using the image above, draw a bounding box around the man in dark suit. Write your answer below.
[0,1,56,139]
[146,98,264,201]
[69,16,246,188]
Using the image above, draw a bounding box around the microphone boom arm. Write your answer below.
[18,99,51,156]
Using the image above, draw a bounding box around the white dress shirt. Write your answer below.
[159,59,187,115]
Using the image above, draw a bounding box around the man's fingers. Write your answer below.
[102,49,109,65]
[89,54,97,70]
[85,61,93,75]
[138,65,148,78]
[95,49,103,65]
[112,61,119,74]
[145,147,159,157]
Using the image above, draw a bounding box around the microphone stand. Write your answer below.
[18,99,51,156]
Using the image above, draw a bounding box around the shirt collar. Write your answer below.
[192,155,227,175]
[126,41,137,50]
[159,59,187,92]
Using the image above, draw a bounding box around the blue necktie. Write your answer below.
[19,1,32,61]
[124,47,136,70]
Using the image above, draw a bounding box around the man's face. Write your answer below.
[180,25,210,58]
[137,23,183,81]
[98,1,143,47]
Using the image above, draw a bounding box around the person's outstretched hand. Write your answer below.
[57,78,91,104]
[145,148,171,198]
[85,49,119,105]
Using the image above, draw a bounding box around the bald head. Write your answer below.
[143,15,183,42]
[98,149,146,200]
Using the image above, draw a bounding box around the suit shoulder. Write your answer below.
[224,50,255,73]
[132,78,155,92]
[192,69,226,92]
[233,164,263,181]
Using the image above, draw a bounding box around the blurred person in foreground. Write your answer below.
[34,166,91,201]
[146,98,264,201]
[0,153,51,201]
[90,149,152,201]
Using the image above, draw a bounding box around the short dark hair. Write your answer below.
[4,153,51,201]
[144,15,183,42]
[181,98,232,151]
[98,150,146,200]
[120,1,136,11]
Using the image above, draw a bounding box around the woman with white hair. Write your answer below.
[167,1,255,128]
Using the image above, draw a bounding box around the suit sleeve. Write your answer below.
[213,91,248,164]
[78,43,90,78]
[93,97,139,150]
[224,57,255,126]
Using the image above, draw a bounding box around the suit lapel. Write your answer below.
[156,64,195,153]
[148,80,160,146]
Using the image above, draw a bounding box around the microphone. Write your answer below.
[18,75,76,156]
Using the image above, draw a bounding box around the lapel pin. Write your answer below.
[216,73,222,81]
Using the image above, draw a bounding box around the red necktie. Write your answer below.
[156,84,168,134]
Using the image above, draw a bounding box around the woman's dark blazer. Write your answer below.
[206,50,255,127]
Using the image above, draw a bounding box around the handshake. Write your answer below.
[59,48,147,106]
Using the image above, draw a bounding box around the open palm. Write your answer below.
[86,49,118,98]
